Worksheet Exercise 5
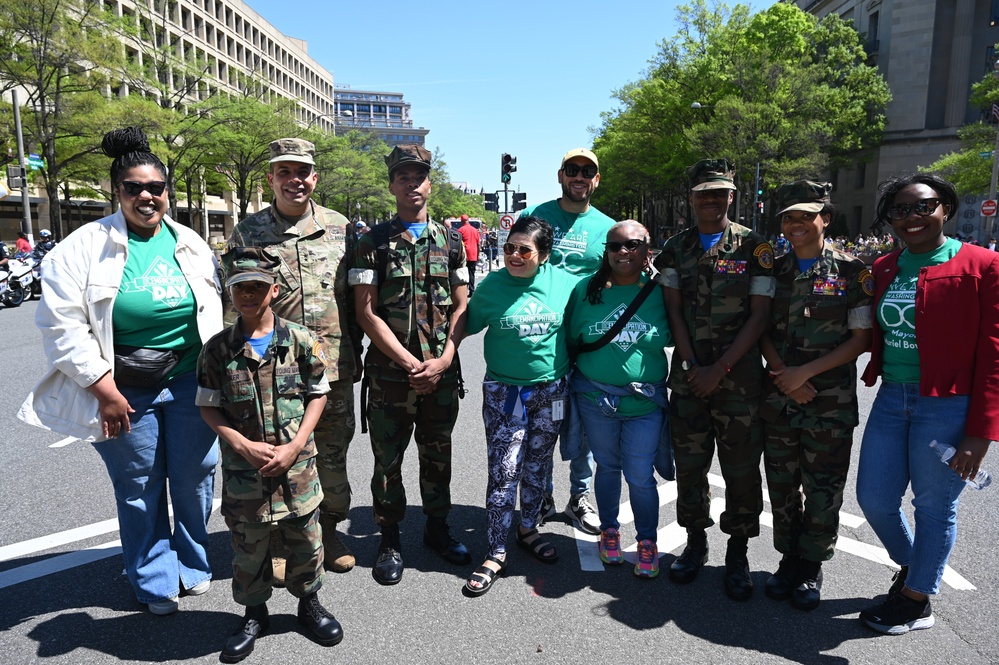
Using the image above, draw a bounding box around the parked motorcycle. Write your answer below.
[0,257,33,307]
[14,252,42,298]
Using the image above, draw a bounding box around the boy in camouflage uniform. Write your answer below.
[349,144,471,586]
[197,248,343,662]
[759,181,873,610]
[225,138,361,577]
[654,159,775,601]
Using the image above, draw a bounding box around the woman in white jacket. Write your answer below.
[19,128,223,615]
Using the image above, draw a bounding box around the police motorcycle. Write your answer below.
[0,242,29,307]
[13,252,41,299]
[28,230,56,297]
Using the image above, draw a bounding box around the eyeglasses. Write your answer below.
[562,163,599,179]
[121,180,167,197]
[887,198,941,221]
[606,239,647,253]
[503,243,536,258]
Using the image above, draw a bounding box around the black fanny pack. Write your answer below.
[113,345,185,388]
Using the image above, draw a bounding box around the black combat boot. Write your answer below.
[373,524,403,586]
[723,536,753,601]
[669,528,708,584]
[221,603,269,663]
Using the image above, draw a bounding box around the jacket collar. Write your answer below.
[107,209,196,250]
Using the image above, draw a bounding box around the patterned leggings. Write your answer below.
[481,375,568,557]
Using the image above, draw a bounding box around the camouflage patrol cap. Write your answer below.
[385,144,432,175]
[269,138,315,165]
[776,180,833,216]
[687,159,737,191]
[222,246,280,287]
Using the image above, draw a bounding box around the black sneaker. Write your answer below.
[860,593,934,635]
[537,494,557,528]
[888,565,909,597]
[564,494,601,535]
[423,517,471,565]
[765,554,800,601]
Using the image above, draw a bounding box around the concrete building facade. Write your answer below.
[797,0,999,237]
[333,88,429,146]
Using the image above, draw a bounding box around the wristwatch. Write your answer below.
[681,360,697,371]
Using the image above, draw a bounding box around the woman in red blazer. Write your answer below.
[856,173,998,635]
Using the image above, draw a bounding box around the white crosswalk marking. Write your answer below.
[571,477,976,590]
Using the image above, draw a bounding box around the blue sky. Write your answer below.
[245,0,773,210]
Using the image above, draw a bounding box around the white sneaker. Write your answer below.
[147,597,179,615]
[185,580,211,596]
[564,494,601,535]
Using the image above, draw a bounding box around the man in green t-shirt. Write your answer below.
[520,148,615,535]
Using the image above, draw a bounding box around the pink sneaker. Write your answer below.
[599,528,624,565]
[634,539,659,578]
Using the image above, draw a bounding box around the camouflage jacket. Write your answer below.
[655,221,775,395]
[225,201,360,383]
[349,216,467,374]
[761,246,873,428]
[195,315,330,523]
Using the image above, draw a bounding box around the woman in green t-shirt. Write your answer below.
[461,216,580,596]
[857,173,998,635]
[567,220,673,579]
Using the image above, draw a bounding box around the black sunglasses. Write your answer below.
[562,163,599,179]
[606,239,647,253]
[887,198,941,221]
[121,180,167,196]
[503,243,536,258]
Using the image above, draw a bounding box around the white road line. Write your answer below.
[0,518,121,562]
[0,541,123,590]
[0,499,222,589]
[48,436,78,448]
[572,480,973,590]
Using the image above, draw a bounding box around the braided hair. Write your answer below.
[584,220,651,305]
[101,127,167,189]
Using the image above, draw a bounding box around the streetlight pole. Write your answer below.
[12,90,32,245]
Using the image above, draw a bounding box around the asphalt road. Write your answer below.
[1,294,997,665]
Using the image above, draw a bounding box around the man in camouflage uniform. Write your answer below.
[759,181,873,610]
[225,138,361,578]
[349,144,471,586]
[653,158,775,601]
[197,247,342,660]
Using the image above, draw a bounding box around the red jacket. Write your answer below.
[862,243,999,440]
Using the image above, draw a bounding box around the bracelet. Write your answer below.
[720,360,732,374]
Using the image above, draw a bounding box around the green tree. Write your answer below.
[311,130,393,222]
[924,68,999,193]
[592,0,890,236]
[0,0,129,238]
[426,148,494,223]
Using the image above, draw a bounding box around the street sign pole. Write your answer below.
[12,90,32,245]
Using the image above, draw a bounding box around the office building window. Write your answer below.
[855,162,866,189]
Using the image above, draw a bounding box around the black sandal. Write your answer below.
[516,528,559,564]
[463,555,507,597]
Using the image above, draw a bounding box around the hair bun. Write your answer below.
[101,127,151,159]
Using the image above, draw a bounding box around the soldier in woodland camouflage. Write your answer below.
[349,144,471,586]
[759,180,873,610]
[225,137,361,576]
[197,247,342,659]
[653,158,775,601]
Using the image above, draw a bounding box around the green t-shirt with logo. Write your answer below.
[114,225,200,379]
[519,200,615,275]
[568,278,672,416]
[878,237,961,384]
[466,262,581,386]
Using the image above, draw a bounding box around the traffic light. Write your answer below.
[756,201,764,215]
[512,192,527,212]
[501,153,517,183]
[484,192,499,212]
[6,164,25,189]
[756,174,765,197]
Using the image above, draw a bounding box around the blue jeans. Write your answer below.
[92,371,218,604]
[575,395,662,542]
[856,382,968,595]
[545,441,593,499]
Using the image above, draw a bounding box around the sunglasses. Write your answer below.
[606,239,647,253]
[503,243,536,258]
[121,180,167,196]
[887,198,941,221]
[562,163,599,179]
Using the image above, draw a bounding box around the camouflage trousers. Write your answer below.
[366,368,460,527]
[313,378,356,524]
[670,391,763,537]
[764,421,853,562]
[224,509,324,606]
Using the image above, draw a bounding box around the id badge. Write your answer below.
[551,399,565,422]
